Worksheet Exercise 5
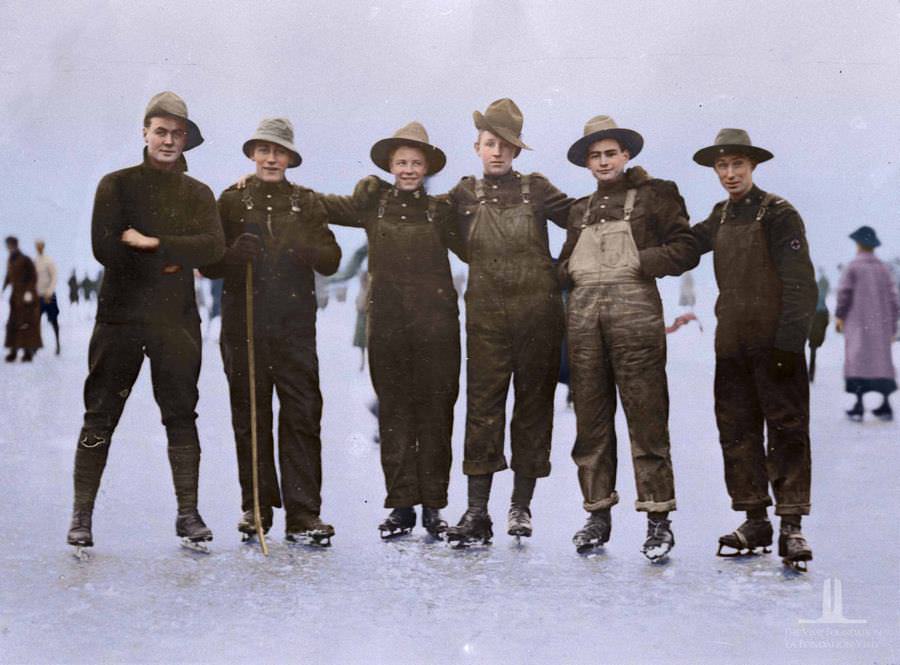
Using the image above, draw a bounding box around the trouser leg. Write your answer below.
[715,353,772,512]
[568,288,619,511]
[75,323,144,509]
[272,335,325,521]
[753,349,812,516]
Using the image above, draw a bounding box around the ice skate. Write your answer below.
[641,517,674,563]
[872,401,893,422]
[237,508,272,542]
[378,507,416,540]
[572,510,611,554]
[67,508,93,560]
[446,507,493,547]
[176,510,213,553]
[779,524,812,572]
[421,507,448,540]
[846,401,864,422]
[717,518,773,556]
[286,516,335,547]
[506,506,532,541]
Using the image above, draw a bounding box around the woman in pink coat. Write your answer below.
[835,226,900,421]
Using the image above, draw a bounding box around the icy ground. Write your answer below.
[1,284,898,664]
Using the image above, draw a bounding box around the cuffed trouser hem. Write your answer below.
[774,502,810,516]
[509,460,551,479]
[583,490,619,512]
[463,457,508,476]
[731,496,774,512]
[635,498,676,513]
[384,495,420,509]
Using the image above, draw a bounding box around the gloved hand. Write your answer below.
[352,175,384,208]
[294,244,319,267]
[23,291,33,304]
[224,233,262,264]
[768,348,801,381]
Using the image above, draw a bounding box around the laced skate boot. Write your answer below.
[507,505,532,540]
[446,507,493,547]
[176,510,213,553]
[717,518,773,556]
[572,509,612,554]
[286,515,335,547]
[779,523,812,571]
[378,507,416,539]
[641,517,674,563]
[237,507,273,541]
[872,401,893,422]
[846,400,864,422]
[67,508,94,559]
[421,507,448,540]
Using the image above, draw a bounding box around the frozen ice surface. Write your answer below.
[1,286,897,664]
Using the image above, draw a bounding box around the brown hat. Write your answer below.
[242,118,302,167]
[567,115,643,166]
[370,121,446,175]
[693,128,773,167]
[144,91,203,151]
[473,98,531,151]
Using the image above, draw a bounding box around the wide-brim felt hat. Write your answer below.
[693,128,773,167]
[567,115,644,166]
[144,91,204,151]
[473,98,531,151]
[849,225,881,248]
[370,121,446,175]
[242,117,302,167]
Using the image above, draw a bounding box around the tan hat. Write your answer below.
[567,115,643,166]
[242,118,302,167]
[370,121,446,175]
[144,91,203,151]
[473,98,531,151]
[693,128,773,167]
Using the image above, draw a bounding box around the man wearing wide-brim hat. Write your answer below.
[558,115,699,562]
[441,98,574,546]
[691,128,817,570]
[322,121,464,540]
[67,91,225,554]
[202,117,341,545]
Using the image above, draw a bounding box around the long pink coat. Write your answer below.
[836,252,900,379]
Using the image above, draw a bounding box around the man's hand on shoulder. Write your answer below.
[121,228,160,252]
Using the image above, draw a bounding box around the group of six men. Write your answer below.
[66,91,816,569]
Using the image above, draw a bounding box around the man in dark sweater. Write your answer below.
[66,92,224,554]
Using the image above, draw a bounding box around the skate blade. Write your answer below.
[448,536,492,549]
[643,546,672,564]
[71,545,92,561]
[783,558,809,572]
[507,528,532,539]
[716,544,771,557]
[286,533,333,548]
[180,538,211,554]
[378,527,413,540]
[575,540,606,555]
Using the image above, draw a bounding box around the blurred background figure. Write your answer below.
[67,269,80,305]
[206,277,223,337]
[354,270,370,371]
[678,270,696,310]
[807,267,830,383]
[835,226,899,421]
[4,236,41,362]
[34,239,61,355]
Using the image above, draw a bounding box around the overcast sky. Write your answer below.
[1,1,898,282]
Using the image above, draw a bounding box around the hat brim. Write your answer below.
[693,144,773,167]
[849,230,880,248]
[242,137,302,168]
[370,138,446,176]
[567,128,644,166]
[185,119,203,151]
[473,111,531,151]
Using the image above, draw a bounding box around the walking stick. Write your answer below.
[246,262,268,555]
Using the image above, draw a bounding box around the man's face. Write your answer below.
[5,241,16,254]
[143,116,188,169]
[250,141,291,182]
[586,138,630,184]
[714,153,756,199]
[390,145,427,191]
[474,130,517,177]
[35,241,45,254]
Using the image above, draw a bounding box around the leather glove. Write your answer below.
[352,175,384,208]
[224,233,261,264]
[768,348,801,381]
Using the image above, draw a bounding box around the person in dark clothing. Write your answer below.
[66,91,225,553]
[67,270,80,305]
[691,129,817,569]
[322,121,462,540]
[202,117,340,545]
[557,116,699,561]
[4,236,41,361]
[444,98,574,545]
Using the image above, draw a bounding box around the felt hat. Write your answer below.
[567,115,644,166]
[849,225,881,249]
[369,121,446,175]
[473,98,531,151]
[242,117,302,167]
[144,91,203,151]
[693,128,773,167]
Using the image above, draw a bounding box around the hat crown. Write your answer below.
[254,117,295,144]
[145,91,190,120]
[583,115,619,137]
[481,98,524,135]
[714,128,753,148]
[391,121,429,144]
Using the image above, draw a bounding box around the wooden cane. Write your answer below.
[246,262,268,555]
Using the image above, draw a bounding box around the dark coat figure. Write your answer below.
[4,242,42,360]
[68,270,80,305]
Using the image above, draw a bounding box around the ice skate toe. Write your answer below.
[180,537,211,554]
[71,546,92,561]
